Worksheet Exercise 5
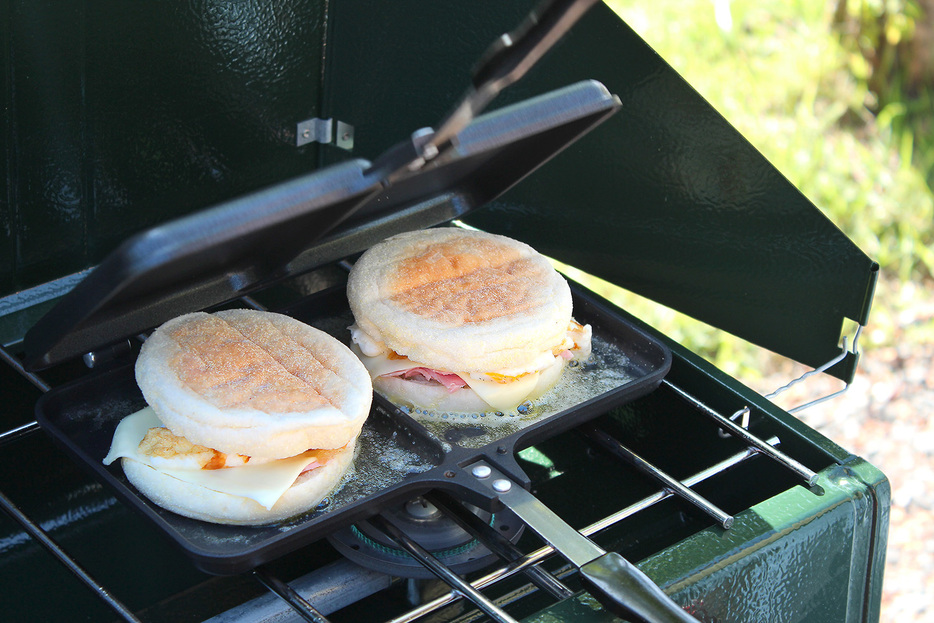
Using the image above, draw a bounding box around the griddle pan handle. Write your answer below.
[470,0,600,96]
[464,460,698,623]
[426,0,600,155]
[580,552,698,623]
[371,0,601,183]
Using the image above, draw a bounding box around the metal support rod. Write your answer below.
[252,566,332,623]
[425,491,576,600]
[580,424,734,529]
[366,514,521,623]
[662,380,818,486]
[0,489,143,623]
[206,559,394,622]
[0,344,49,443]
[0,343,50,392]
[386,437,779,623]
[581,435,779,537]
[239,295,268,311]
[0,420,41,446]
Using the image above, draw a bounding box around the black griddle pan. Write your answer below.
[35,282,670,575]
[27,2,700,614]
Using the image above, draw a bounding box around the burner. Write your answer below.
[328,497,524,579]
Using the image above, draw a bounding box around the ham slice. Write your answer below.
[384,367,468,393]
[299,460,321,475]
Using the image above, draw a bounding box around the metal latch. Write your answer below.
[296,118,354,150]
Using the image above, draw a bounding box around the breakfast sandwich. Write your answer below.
[103,309,372,525]
[345,228,591,415]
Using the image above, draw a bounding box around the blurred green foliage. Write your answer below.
[571,0,934,378]
[834,0,934,279]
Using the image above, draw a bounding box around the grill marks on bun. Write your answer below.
[347,228,575,376]
[137,310,372,458]
[388,240,543,324]
[167,313,340,414]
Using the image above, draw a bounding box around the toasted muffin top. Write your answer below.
[136,309,372,458]
[346,228,572,373]
[165,312,337,413]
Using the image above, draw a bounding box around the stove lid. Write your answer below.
[23,80,620,370]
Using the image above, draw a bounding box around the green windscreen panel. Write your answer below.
[2,1,331,293]
[468,6,878,382]
[4,0,878,382]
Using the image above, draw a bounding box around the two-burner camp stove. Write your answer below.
[0,1,887,622]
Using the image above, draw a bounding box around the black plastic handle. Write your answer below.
[580,552,698,623]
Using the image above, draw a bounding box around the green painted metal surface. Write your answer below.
[317,1,878,382]
[521,308,891,623]
[3,0,331,291]
[3,1,876,381]
[523,459,889,623]
[460,5,879,383]
[651,460,888,622]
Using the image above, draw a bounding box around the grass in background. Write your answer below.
[578,0,934,381]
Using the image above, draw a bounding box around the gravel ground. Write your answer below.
[750,286,934,622]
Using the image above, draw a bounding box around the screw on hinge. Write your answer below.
[296,118,353,151]
[335,120,354,150]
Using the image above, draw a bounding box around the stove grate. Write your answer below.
[0,299,816,623]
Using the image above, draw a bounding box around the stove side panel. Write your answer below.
[1,0,11,295]
[648,459,888,622]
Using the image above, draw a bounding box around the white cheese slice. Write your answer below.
[355,349,418,379]
[103,407,319,509]
[462,372,542,412]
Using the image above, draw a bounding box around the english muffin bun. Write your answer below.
[346,228,592,414]
[104,309,372,525]
[120,435,357,525]
[136,309,371,458]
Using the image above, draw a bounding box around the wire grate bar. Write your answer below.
[579,424,734,529]
[0,488,143,622]
[252,566,333,623]
[426,491,576,600]
[0,347,144,621]
[0,343,51,393]
[0,420,41,446]
[367,514,521,623]
[661,380,818,485]
[0,344,49,444]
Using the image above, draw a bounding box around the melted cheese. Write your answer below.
[354,348,419,379]
[462,371,542,411]
[103,408,321,509]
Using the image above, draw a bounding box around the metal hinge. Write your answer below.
[721,324,864,435]
[296,118,354,150]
